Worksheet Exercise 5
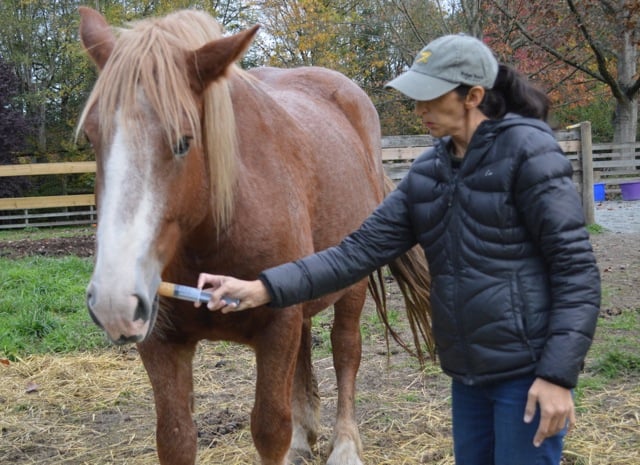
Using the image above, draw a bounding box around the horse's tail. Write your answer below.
[367,175,435,365]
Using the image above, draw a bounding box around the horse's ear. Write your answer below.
[188,25,260,94]
[78,6,115,70]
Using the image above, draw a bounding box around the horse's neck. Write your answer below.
[229,74,300,169]
[191,209,228,247]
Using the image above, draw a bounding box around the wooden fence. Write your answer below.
[1,122,639,229]
[0,162,97,229]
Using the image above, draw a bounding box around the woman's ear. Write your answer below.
[464,86,485,109]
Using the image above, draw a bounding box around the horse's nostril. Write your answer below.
[115,334,144,345]
[133,295,150,323]
[86,285,96,309]
[86,286,103,329]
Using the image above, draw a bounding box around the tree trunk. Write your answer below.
[37,101,47,153]
[461,0,483,38]
[613,26,638,156]
[612,97,637,146]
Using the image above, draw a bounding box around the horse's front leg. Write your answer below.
[137,336,198,465]
[327,284,366,465]
[289,316,321,463]
[252,309,303,465]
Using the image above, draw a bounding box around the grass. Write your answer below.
[310,292,404,357]
[586,223,607,234]
[573,297,640,411]
[587,308,640,379]
[591,297,639,366]
[0,254,108,359]
[0,225,94,241]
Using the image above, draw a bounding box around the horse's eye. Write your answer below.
[173,136,192,157]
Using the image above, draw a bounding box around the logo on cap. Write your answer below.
[416,50,432,64]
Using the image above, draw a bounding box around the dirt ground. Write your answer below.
[1,230,639,464]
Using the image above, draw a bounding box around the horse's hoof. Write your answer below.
[288,447,313,465]
[326,441,363,465]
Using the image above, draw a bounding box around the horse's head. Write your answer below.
[77,7,258,344]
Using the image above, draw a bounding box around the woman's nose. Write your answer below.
[415,101,427,115]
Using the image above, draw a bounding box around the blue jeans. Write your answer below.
[451,375,567,465]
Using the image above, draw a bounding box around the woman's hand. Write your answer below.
[524,377,575,447]
[195,273,271,313]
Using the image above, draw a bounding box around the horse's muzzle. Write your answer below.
[86,283,157,344]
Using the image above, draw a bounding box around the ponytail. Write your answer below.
[479,64,550,120]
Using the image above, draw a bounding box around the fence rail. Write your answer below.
[2,123,638,229]
[591,142,640,189]
[0,161,96,229]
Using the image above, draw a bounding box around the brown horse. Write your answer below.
[77,7,431,465]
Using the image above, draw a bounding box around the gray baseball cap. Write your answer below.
[386,34,498,101]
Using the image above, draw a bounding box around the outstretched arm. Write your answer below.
[197,184,417,312]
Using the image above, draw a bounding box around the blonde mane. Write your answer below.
[77,9,239,229]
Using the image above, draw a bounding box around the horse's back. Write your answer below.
[249,66,378,126]
[244,66,384,233]
[247,66,383,184]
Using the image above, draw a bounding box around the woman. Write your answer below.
[196,34,600,465]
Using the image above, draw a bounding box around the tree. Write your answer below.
[0,0,98,158]
[0,57,31,197]
[254,0,364,69]
[371,0,472,134]
[487,0,640,145]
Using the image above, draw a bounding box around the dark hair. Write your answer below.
[455,64,550,121]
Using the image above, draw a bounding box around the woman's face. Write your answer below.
[414,90,467,139]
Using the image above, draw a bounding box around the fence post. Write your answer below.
[579,121,595,224]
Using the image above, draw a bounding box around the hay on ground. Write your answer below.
[1,341,638,464]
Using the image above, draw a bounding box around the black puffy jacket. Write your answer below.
[260,115,600,388]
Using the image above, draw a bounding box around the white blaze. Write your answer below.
[96,118,162,278]
[88,101,168,341]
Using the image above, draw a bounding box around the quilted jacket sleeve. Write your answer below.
[259,183,418,309]
[514,128,600,388]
